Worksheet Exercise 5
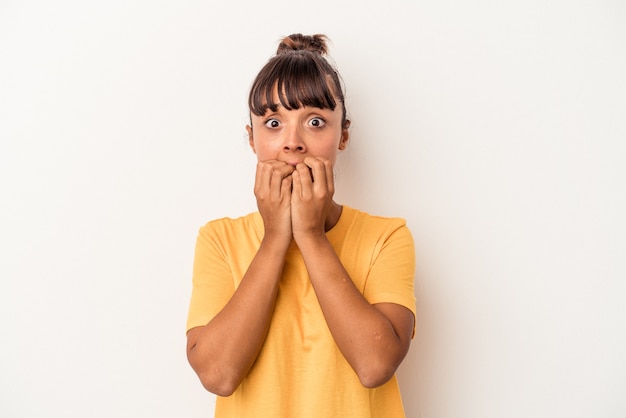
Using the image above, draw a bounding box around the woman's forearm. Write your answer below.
[186,235,289,396]
[296,233,413,388]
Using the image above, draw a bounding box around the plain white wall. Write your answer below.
[1,1,625,417]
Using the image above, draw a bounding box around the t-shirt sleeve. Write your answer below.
[186,224,235,332]
[363,222,417,332]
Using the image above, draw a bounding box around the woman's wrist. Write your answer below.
[260,230,293,253]
[293,229,329,251]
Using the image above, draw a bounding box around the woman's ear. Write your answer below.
[338,120,351,150]
[246,125,256,154]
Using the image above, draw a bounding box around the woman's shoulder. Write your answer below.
[342,205,407,229]
[199,211,262,237]
[334,206,410,243]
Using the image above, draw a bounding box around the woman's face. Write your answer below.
[246,99,349,166]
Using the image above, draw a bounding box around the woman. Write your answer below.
[186,33,416,418]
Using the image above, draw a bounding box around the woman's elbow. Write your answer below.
[188,351,242,396]
[197,369,241,397]
[356,362,397,388]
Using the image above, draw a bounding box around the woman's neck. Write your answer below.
[324,201,343,232]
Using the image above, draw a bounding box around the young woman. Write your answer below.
[186,33,416,418]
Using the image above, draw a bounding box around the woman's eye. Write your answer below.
[308,117,326,127]
[264,119,280,128]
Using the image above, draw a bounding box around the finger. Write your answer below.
[324,159,334,194]
[294,163,313,198]
[270,164,294,200]
[254,161,274,201]
[281,174,293,199]
[257,161,293,199]
[303,157,330,194]
[254,161,268,192]
[269,161,296,182]
[291,169,301,199]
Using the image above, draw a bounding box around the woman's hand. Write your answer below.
[291,156,334,241]
[290,156,414,389]
[254,160,294,243]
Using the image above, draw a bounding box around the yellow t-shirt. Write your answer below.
[187,206,416,418]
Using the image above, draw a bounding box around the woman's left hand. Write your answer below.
[291,156,334,241]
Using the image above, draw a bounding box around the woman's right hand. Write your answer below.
[254,160,295,243]
[188,160,295,396]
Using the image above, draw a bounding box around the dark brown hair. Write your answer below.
[248,33,347,127]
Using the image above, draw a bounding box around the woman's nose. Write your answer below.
[283,128,306,152]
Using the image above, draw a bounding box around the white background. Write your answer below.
[1,1,625,417]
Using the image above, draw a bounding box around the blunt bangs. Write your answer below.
[249,53,341,117]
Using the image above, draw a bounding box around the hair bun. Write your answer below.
[276,33,329,55]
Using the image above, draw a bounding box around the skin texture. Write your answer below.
[186,100,415,396]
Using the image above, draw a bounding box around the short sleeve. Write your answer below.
[363,223,416,330]
[186,225,236,332]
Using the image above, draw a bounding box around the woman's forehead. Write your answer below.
[252,103,340,117]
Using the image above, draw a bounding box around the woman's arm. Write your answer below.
[186,160,294,396]
[291,158,414,388]
[186,235,288,396]
[295,235,414,388]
